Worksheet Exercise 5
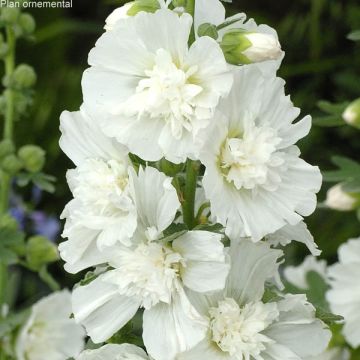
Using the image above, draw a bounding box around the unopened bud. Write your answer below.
[1,154,23,174]
[221,30,282,65]
[0,139,14,159]
[26,235,59,271]
[342,98,360,129]
[13,64,37,89]
[19,13,36,35]
[0,7,20,24]
[126,0,160,16]
[325,184,359,211]
[18,145,45,173]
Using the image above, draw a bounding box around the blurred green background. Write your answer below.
[10,0,360,297]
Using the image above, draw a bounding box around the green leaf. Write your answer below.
[323,156,360,182]
[317,100,349,115]
[306,271,330,310]
[198,23,218,39]
[32,173,56,193]
[193,223,224,233]
[316,307,343,326]
[79,270,100,287]
[347,30,360,41]
[342,178,360,193]
[262,287,283,303]
[0,246,18,265]
[312,115,345,127]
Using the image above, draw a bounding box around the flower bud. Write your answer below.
[325,184,359,211]
[0,139,14,159]
[26,235,59,271]
[19,13,36,35]
[342,98,360,129]
[1,154,23,174]
[12,64,37,89]
[221,29,282,65]
[126,0,161,16]
[0,7,20,24]
[18,145,45,173]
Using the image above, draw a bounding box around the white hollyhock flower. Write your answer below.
[305,347,350,360]
[82,9,233,163]
[266,221,321,256]
[72,166,229,360]
[199,66,322,241]
[194,0,283,72]
[76,343,149,360]
[284,255,327,290]
[327,236,360,348]
[59,108,138,274]
[15,290,85,360]
[178,240,331,360]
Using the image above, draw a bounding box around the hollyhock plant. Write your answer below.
[199,65,322,241]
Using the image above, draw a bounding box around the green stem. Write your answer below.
[0,27,16,313]
[0,27,16,216]
[4,27,15,140]
[186,0,196,44]
[0,263,7,313]
[182,160,199,229]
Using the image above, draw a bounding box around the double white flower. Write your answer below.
[199,65,321,241]
[83,8,232,163]
[178,240,331,360]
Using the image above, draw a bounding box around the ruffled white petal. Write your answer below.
[143,289,208,360]
[225,239,283,305]
[266,222,321,256]
[129,166,180,236]
[264,294,331,357]
[72,275,140,343]
[77,343,149,360]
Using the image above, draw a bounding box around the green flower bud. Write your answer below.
[26,235,59,271]
[0,214,18,231]
[19,13,36,35]
[1,154,23,174]
[127,0,160,16]
[0,139,15,159]
[198,23,218,40]
[0,7,20,24]
[221,29,282,65]
[12,64,37,89]
[343,98,360,129]
[18,145,45,173]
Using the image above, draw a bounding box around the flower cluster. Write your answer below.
[58,0,332,359]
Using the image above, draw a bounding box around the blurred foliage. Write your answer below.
[4,0,359,296]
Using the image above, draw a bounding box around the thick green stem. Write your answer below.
[182,160,199,229]
[186,0,196,44]
[0,27,16,215]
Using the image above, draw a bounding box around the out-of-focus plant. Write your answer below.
[0,5,62,359]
